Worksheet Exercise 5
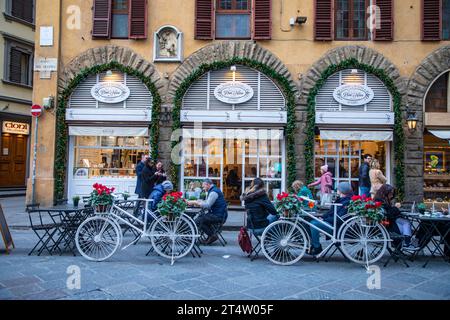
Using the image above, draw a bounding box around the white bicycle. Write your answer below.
[260,202,390,267]
[75,198,199,265]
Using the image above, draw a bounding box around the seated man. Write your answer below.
[309,182,354,255]
[146,181,174,222]
[189,178,228,245]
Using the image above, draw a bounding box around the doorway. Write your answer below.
[0,133,28,187]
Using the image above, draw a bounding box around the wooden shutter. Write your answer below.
[92,0,111,39]
[9,48,23,84]
[373,0,393,40]
[315,0,333,40]
[195,0,214,40]
[253,0,272,40]
[422,0,442,41]
[129,0,148,39]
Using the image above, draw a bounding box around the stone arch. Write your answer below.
[300,45,405,103]
[408,45,450,114]
[168,41,297,98]
[58,45,165,94]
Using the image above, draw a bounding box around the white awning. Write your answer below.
[320,130,393,141]
[429,130,450,141]
[69,126,149,137]
[182,128,283,140]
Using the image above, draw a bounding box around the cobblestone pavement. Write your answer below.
[1,198,450,300]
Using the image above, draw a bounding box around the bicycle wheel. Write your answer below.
[150,214,197,264]
[75,216,122,262]
[339,216,388,265]
[260,220,308,266]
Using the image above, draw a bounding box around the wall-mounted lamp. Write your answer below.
[290,16,308,26]
[106,70,113,76]
[230,65,236,82]
[406,107,418,131]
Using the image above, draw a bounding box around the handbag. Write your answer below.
[238,211,252,254]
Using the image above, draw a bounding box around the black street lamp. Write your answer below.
[406,107,418,131]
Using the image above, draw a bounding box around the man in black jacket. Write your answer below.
[359,154,372,198]
[140,159,157,199]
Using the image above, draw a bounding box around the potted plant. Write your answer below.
[157,191,187,220]
[274,192,304,217]
[348,195,384,224]
[417,203,427,214]
[200,192,207,200]
[123,191,130,201]
[90,183,115,213]
[72,195,80,207]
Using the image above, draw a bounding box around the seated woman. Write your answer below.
[291,180,316,210]
[374,184,418,251]
[309,182,354,255]
[241,178,278,233]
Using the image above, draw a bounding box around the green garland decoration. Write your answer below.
[170,57,297,190]
[305,58,405,200]
[54,61,162,203]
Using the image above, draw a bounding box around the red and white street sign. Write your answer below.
[31,105,42,117]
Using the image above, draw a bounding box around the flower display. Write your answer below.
[275,192,303,217]
[89,183,115,213]
[348,195,385,222]
[158,191,187,217]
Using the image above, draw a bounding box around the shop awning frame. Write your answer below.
[319,129,393,141]
[68,126,149,137]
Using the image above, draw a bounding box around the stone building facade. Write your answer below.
[29,0,450,206]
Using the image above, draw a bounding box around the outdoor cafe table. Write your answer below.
[401,212,450,268]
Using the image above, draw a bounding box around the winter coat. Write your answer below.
[243,189,278,230]
[308,172,333,194]
[149,184,165,212]
[141,165,157,199]
[369,169,387,197]
[134,161,145,196]
[359,163,371,188]
[321,194,352,226]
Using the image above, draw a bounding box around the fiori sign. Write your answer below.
[214,82,254,104]
[333,84,374,106]
[2,121,30,135]
[91,82,130,104]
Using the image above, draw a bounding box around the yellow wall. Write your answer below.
[0,0,35,105]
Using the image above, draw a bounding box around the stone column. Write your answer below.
[26,0,62,206]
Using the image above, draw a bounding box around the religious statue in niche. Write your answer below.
[154,26,183,62]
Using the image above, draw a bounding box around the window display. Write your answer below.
[73,136,149,179]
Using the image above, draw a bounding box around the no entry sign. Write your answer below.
[31,105,42,117]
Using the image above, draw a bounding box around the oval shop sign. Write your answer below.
[91,82,130,104]
[214,82,254,104]
[333,84,374,106]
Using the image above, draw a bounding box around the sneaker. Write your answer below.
[402,243,420,251]
[309,246,323,256]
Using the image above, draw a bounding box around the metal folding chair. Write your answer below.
[28,210,63,256]
[384,232,410,267]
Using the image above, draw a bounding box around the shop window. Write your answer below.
[425,72,449,113]
[314,136,388,193]
[5,0,35,25]
[3,39,34,87]
[111,0,129,38]
[423,132,450,203]
[73,136,149,179]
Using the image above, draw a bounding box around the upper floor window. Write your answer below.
[2,37,34,87]
[335,0,368,40]
[195,0,271,40]
[92,0,148,39]
[5,0,35,26]
[315,0,393,41]
[425,71,449,113]
[422,0,450,41]
[216,0,251,39]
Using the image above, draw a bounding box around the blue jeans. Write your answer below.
[359,187,371,198]
[310,219,333,249]
[267,214,278,224]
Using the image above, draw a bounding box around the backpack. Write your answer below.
[238,226,252,254]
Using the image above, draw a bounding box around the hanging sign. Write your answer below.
[214,82,254,104]
[333,84,374,106]
[2,121,30,135]
[91,82,130,104]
